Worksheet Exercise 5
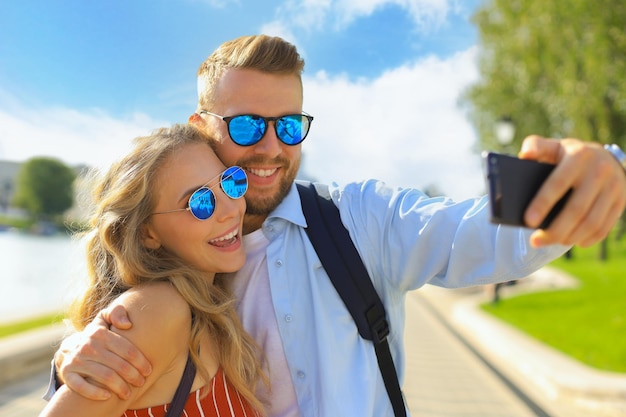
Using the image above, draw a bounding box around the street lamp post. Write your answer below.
[490,116,517,303]
[494,116,515,153]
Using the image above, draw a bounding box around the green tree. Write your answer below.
[461,0,626,259]
[12,157,76,219]
[461,0,626,152]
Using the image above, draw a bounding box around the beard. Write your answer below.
[242,155,300,216]
[244,179,292,215]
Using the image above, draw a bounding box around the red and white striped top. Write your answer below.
[122,368,262,417]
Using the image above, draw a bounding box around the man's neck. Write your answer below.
[243,213,268,235]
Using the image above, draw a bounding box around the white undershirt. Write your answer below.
[225,229,300,417]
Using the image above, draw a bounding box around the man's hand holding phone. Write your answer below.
[487,136,626,248]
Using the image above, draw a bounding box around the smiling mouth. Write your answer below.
[209,229,238,247]
[247,167,278,178]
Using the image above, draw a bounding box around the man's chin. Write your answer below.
[245,195,283,215]
[245,184,291,215]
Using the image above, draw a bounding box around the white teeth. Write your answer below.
[248,168,277,177]
[210,229,238,243]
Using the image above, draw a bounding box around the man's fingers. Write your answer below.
[104,331,152,378]
[80,325,152,379]
[525,137,626,247]
[536,162,600,236]
[520,138,577,229]
[567,187,624,248]
[101,304,132,330]
[96,305,151,378]
[80,317,151,378]
[97,347,149,387]
[57,323,152,402]
[60,351,141,400]
[63,373,112,401]
[518,135,562,164]
[521,135,626,248]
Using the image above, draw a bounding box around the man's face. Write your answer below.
[200,68,304,218]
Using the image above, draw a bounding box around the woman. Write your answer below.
[40,124,267,417]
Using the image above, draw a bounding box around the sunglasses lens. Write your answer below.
[221,166,248,199]
[228,115,266,146]
[188,187,216,220]
[276,115,310,145]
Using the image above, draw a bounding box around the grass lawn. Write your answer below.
[482,237,626,373]
[0,313,64,339]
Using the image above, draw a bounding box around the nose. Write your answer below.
[212,188,243,222]
[252,120,282,157]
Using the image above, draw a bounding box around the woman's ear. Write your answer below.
[188,113,203,126]
[141,224,161,250]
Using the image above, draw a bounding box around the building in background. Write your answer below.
[0,159,91,222]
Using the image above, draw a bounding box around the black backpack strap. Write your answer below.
[296,181,407,417]
[164,354,196,417]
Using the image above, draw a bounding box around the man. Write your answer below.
[51,35,626,417]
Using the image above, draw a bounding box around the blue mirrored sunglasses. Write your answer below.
[200,111,314,146]
[151,166,248,221]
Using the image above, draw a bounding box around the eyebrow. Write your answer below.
[177,186,199,206]
[176,170,224,205]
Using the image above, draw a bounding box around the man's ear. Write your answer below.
[141,224,161,250]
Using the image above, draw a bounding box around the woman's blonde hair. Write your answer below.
[197,34,305,109]
[69,123,267,411]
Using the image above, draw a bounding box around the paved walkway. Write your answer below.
[0,369,49,417]
[1,267,625,416]
[403,288,540,417]
[410,268,626,417]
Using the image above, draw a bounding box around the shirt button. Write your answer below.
[275,259,283,267]
[297,371,306,379]
[285,314,293,322]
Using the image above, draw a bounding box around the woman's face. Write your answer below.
[144,142,246,275]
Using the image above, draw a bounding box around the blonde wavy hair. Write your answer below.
[196,34,305,109]
[69,123,267,412]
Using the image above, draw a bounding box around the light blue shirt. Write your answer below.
[262,179,567,417]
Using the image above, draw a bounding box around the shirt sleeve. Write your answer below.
[332,179,569,292]
[42,357,60,401]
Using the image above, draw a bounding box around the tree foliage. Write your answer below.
[12,157,76,219]
[461,0,626,152]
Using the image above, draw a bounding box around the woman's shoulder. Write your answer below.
[110,281,191,361]
[113,281,189,324]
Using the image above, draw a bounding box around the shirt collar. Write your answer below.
[266,182,307,228]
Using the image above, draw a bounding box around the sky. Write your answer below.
[0,0,488,201]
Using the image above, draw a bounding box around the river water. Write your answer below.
[0,229,87,324]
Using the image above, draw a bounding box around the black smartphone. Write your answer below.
[484,152,570,229]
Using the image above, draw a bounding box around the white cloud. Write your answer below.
[261,0,470,80]
[0,96,167,170]
[259,20,298,45]
[0,45,485,202]
[271,0,455,33]
[301,45,485,201]
[334,0,451,29]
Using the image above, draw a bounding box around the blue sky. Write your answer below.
[1,0,487,200]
